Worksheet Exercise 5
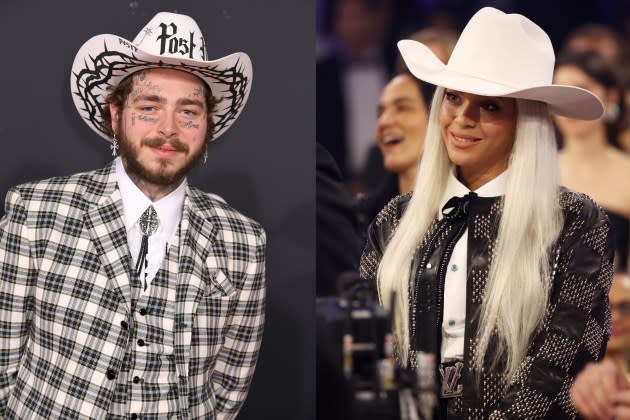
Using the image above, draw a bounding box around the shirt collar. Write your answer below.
[439,167,508,211]
[115,157,187,236]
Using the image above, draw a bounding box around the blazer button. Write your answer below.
[133,375,142,384]
[106,369,116,380]
[137,339,145,347]
[130,414,138,420]
[138,308,148,316]
[120,320,129,330]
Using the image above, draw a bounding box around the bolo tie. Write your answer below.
[136,205,159,290]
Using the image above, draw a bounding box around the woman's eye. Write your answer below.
[445,91,459,102]
[482,102,499,112]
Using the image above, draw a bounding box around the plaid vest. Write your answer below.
[107,230,181,420]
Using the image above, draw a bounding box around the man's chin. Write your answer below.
[143,167,186,186]
[122,146,204,185]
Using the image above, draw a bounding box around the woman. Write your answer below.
[359,72,429,229]
[360,7,614,419]
[553,50,630,271]
[608,273,630,376]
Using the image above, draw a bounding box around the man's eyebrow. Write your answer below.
[177,98,205,108]
[131,94,165,104]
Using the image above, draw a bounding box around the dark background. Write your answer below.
[0,1,314,419]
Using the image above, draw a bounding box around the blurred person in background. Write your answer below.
[571,273,630,419]
[317,0,397,187]
[361,25,457,192]
[357,26,458,230]
[561,23,630,152]
[562,23,624,64]
[607,273,630,377]
[358,72,428,232]
[316,143,363,296]
[554,50,630,271]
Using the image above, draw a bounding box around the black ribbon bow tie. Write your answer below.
[441,192,478,221]
[136,205,159,290]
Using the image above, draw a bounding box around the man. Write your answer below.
[0,12,265,420]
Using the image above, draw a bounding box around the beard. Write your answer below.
[117,122,206,188]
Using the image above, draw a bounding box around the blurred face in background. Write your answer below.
[375,74,428,176]
[567,35,620,63]
[608,273,630,354]
[333,0,391,58]
[553,64,610,138]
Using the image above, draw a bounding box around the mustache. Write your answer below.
[141,137,189,153]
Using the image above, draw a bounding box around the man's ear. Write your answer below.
[109,102,121,133]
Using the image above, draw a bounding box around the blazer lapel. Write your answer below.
[83,162,133,313]
[174,187,218,375]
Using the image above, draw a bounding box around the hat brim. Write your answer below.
[398,40,604,120]
[71,34,252,142]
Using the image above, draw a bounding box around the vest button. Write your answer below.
[137,339,145,347]
[138,308,148,316]
[106,369,116,380]
[133,376,141,384]
[120,320,129,330]
[130,414,138,420]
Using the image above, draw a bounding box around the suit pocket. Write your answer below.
[204,269,236,297]
[197,286,237,351]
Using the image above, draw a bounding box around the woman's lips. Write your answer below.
[449,131,481,148]
[383,134,404,145]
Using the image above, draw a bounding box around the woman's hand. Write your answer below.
[571,358,629,419]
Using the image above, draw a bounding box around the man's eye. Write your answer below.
[141,106,155,112]
[482,102,499,112]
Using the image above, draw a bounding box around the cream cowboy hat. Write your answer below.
[398,7,604,120]
[71,12,252,142]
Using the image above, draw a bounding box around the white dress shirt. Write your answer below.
[115,157,186,292]
[439,169,508,361]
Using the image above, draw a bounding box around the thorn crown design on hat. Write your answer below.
[398,7,604,120]
[71,12,252,142]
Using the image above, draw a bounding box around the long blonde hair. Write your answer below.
[377,87,563,381]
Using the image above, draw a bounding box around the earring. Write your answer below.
[606,103,620,123]
[203,146,208,164]
[110,133,119,157]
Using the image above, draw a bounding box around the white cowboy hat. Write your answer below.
[71,11,252,142]
[398,7,604,120]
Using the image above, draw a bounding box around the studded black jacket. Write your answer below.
[361,189,614,419]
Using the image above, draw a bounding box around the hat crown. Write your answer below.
[132,12,208,61]
[447,7,554,90]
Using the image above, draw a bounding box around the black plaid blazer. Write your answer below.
[0,162,266,419]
